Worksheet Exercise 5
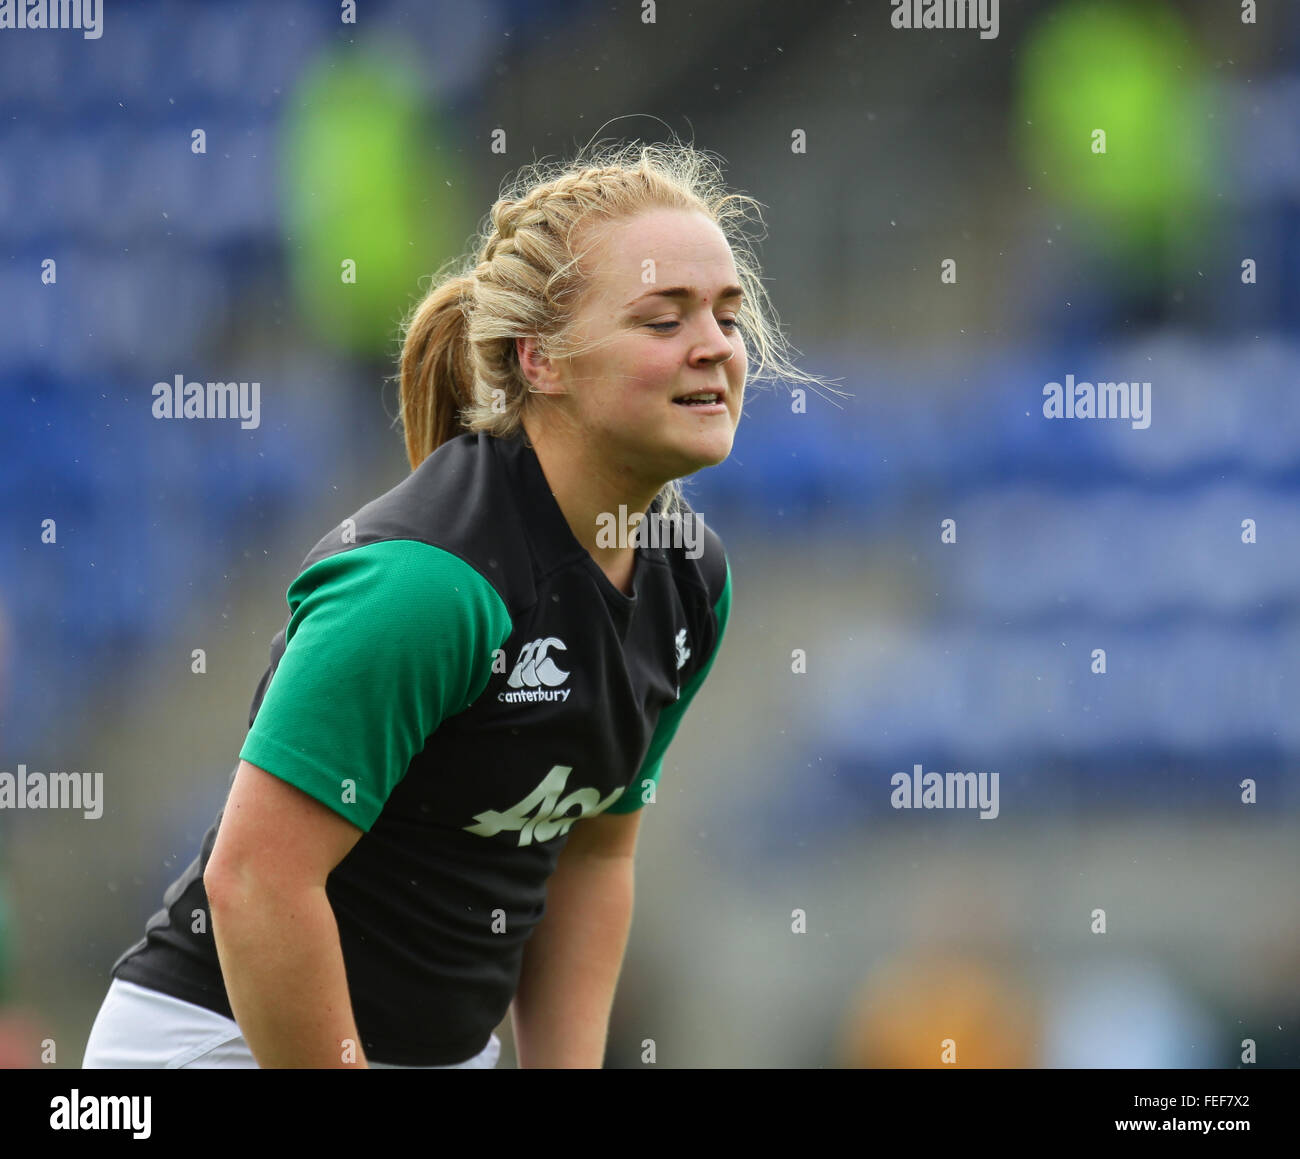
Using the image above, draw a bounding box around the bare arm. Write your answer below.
[203,759,366,1068]
[510,808,641,1068]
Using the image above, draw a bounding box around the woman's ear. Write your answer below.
[518,336,567,397]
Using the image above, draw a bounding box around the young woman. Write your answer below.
[82,140,817,1068]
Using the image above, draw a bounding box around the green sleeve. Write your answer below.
[605,560,732,815]
[239,539,512,831]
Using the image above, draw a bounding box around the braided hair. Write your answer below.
[397,138,826,514]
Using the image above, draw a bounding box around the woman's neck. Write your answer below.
[520,418,658,593]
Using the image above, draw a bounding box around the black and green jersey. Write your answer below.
[110,430,732,1066]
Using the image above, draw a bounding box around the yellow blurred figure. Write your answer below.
[839,954,1039,1068]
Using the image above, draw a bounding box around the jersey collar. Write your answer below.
[494,431,658,612]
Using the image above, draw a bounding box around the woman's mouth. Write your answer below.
[672,391,727,413]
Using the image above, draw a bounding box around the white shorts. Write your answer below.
[82,978,501,1069]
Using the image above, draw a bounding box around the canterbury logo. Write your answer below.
[464,764,623,846]
[508,637,569,687]
[499,637,571,703]
[675,628,691,670]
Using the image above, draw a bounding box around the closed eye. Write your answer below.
[647,318,741,332]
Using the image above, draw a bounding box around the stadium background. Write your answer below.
[1,0,1298,1068]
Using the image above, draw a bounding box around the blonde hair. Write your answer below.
[396,137,835,515]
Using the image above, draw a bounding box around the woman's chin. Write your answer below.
[668,430,735,475]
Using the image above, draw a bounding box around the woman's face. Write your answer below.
[527,207,747,489]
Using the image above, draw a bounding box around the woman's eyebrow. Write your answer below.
[623,285,745,308]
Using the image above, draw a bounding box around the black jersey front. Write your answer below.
[111,430,732,1065]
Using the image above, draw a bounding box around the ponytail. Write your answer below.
[398,274,476,471]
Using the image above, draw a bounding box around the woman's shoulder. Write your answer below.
[287,433,532,610]
[659,492,729,612]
